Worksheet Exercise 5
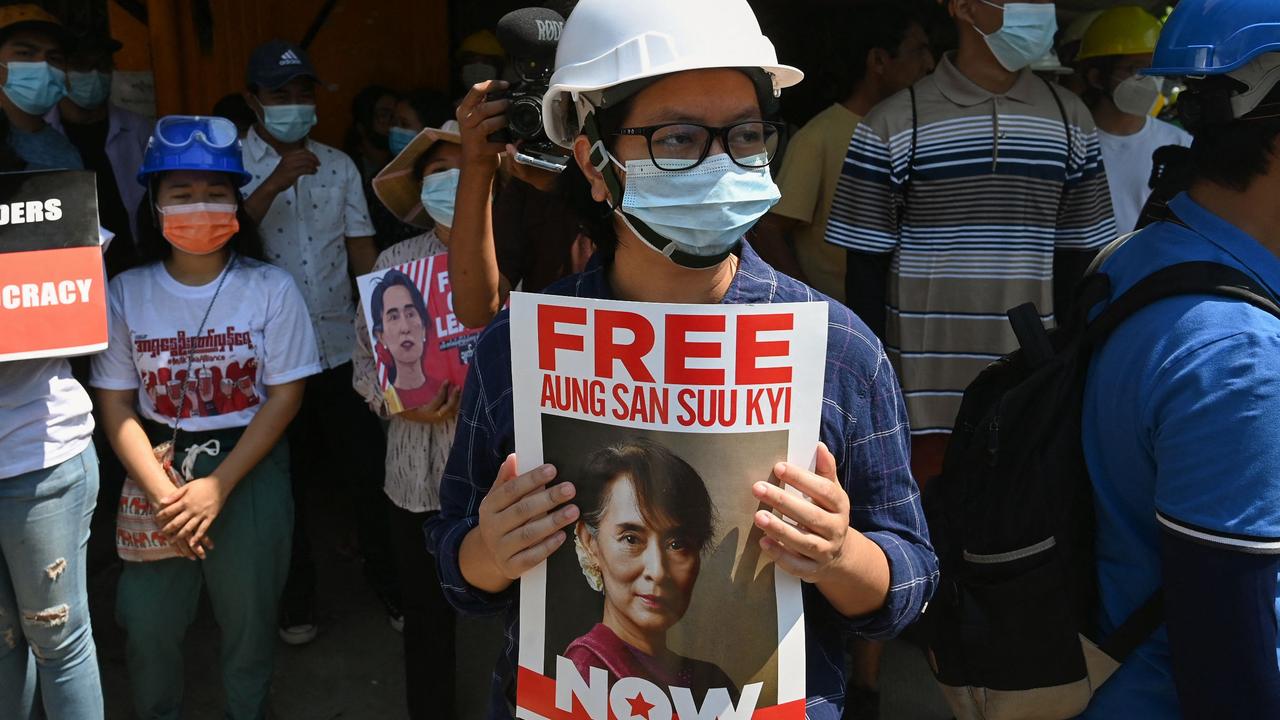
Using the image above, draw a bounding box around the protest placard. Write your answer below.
[510,292,829,720]
[356,253,481,413]
[0,170,104,362]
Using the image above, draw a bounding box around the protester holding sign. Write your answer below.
[0,162,104,716]
[90,116,319,720]
[426,2,937,718]
[352,120,473,719]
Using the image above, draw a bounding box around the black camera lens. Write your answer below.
[508,95,545,141]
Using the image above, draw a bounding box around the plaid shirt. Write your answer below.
[424,242,938,719]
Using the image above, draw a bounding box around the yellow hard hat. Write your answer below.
[1076,6,1163,61]
[458,30,504,59]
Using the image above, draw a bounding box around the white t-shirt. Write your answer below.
[0,359,94,479]
[1098,117,1193,234]
[91,257,322,432]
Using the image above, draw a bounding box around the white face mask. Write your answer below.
[610,152,781,267]
[1112,74,1163,117]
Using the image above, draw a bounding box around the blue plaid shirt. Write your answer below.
[424,242,938,719]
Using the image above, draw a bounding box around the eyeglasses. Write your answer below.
[154,115,240,150]
[611,120,785,171]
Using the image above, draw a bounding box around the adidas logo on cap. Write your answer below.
[279,49,302,66]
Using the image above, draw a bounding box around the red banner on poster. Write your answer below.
[0,170,105,362]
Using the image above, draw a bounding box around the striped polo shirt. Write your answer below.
[825,54,1116,434]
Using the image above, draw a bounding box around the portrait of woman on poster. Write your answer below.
[567,438,737,700]
[371,269,433,413]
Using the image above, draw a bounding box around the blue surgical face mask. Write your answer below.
[259,103,317,143]
[2,61,67,115]
[66,70,111,109]
[974,1,1058,73]
[420,167,460,228]
[612,152,781,267]
[388,126,416,156]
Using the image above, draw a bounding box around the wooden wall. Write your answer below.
[138,0,451,147]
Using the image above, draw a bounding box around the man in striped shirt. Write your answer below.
[825,0,1115,479]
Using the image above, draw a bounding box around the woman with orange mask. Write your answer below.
[91,115,321,719]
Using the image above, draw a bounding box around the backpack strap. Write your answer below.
[1086,261,1280,346]
[1084,261,1280,661]
[1040,77,1073,177]
[1098,591,1164,662]
[895,85,919,229]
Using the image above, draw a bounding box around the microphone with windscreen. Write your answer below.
[497,7,564,82]
[490,7,565,155]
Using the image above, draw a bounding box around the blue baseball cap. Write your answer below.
[246,39,320,90]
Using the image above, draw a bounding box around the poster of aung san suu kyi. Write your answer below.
[357,253,479,413]
[509,292,828,720]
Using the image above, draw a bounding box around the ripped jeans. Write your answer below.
[0,444,103,720]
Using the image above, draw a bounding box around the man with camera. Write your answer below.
[447,6,593,330]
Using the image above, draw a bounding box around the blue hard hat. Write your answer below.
[137,115,252,187]
[1146,0,1280,76]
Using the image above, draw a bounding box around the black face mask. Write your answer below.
[368,127,389,151]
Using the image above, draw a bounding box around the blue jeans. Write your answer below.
[0,445,103,720]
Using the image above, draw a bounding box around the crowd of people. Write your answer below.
[2,0,1280,718]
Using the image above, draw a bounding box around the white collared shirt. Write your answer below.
[241,127,375,369]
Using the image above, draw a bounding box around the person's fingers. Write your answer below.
[459,80,509,115]
[759,536,820,579]
[754,509,829,559]
[189,517,213,549]
[480,455,520,514]
[423,383,450,412]
[170,534,196,560]
[160,509,192,536]
[496,481,576,536]
[815,442,839,483]
[490,462,557,514]
[752,481,830,535]
[770,461,846,514]
[154,502,179,523]
[442,388,463,415]
[158,484,188,507]
[500,501,579,558]
[492,454,519,486]
[175,515,203,542]
[475,113,510,137]
[470,98,511,122]
[504,529,568,578]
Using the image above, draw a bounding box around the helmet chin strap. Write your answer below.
[582,111,737,270]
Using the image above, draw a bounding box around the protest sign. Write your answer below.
[510,292,829,720]
[356,253,481,413]
[0,170,104,362]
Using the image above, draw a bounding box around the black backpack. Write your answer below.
[922,252,1280,720]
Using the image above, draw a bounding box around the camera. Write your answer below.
[489,7,570,171]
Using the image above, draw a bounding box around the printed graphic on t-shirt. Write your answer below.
[133,327,260,419]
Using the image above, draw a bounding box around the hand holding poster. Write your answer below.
[356,253,481,413]
[510,292,828,720]
[0,170,104,362]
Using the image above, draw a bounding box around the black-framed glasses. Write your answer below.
[612,120,785,171]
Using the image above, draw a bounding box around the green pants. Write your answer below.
[116,426,293,720]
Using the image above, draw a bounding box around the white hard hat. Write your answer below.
[541,0,804,148]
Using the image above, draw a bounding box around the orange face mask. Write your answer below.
[159,203,240,255]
